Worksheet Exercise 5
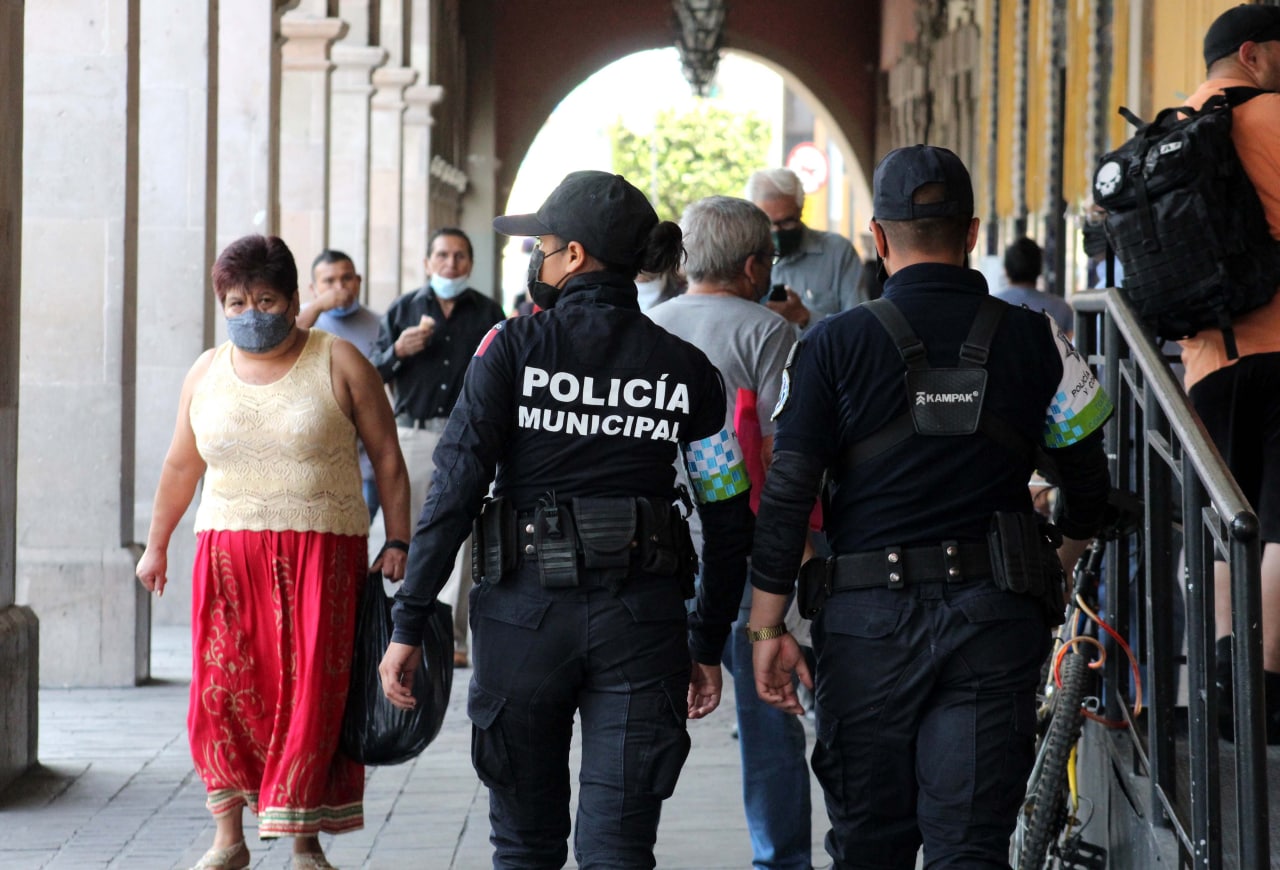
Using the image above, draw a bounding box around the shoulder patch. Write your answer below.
[1043,320,1113,448]
[771,340,802,421]
[474,320,505,358]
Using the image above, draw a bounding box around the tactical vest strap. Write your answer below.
[842,296,1034,469]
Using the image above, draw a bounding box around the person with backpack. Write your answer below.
[745,145,1112,867]
[1186,3,1280,743]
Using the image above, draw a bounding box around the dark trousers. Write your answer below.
[467,569,692,869]
[810,579,1049,869]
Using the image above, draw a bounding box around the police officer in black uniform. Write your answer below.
[746,146,1113,868]
[378,171,754,869]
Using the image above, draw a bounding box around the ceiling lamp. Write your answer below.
[673,0,727,97]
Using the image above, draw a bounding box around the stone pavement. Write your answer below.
[0,626,831,869]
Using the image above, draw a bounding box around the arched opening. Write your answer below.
[496,48,872,311]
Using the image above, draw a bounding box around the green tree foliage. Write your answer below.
[610,103,771,222]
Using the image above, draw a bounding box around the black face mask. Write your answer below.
[875,255,888,288]
[526,247,568,310]
[1081,223,1108,258]
[773,227,804,259]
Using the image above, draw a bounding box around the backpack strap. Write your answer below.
[1221,86,1269,107]
[842,297,1033,469]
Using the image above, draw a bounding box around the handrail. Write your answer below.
[1071,288,1266,869]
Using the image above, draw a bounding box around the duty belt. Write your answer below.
[832,540,993,590]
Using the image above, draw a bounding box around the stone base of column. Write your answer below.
[0,605,39,793]
[18,548,150,687]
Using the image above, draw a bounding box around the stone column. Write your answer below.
[135,0,217,628]
[400,83,443,295]
[367,66,417,311]
[216,0,298,255]
[328,44,388,275]
[279,15,347,276]
[0,0,39,791]
[19,0,147,687]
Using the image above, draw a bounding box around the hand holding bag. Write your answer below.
[340,566,454,765]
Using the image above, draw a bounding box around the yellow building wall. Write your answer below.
[1025,0,1047,217]
[994,0,1017,218]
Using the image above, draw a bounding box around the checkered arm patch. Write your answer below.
[1042,319,1114,448]
[682,427,751,504]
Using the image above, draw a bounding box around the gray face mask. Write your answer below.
[226,309,293,353]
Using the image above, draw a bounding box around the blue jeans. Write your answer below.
[362,476,379,522]
[728,598,812,870]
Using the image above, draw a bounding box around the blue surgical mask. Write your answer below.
[329,301,361,318]
[429,274,469,300]
[226,309,293,353]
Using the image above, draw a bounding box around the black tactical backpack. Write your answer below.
[1092,88,1280,357]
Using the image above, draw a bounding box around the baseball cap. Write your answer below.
[493,171,658,268]
[872,145,974,221]
[1204,4,1280,67]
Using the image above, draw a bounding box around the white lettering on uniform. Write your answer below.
[550,373,578,402]
[624,379,651,408]
[519,406,541,427]
[666,382,690,413]
[581,377,605,406]
[523,366,549,396]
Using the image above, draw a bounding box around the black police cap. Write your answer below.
[872,145,974,222]
[493,170,657,268]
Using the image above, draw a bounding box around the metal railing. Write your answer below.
[1072,289,1267,869]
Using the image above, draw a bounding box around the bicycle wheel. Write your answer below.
[1014,650,1090,870]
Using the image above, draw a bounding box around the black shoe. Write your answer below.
[1216,637,1235,742]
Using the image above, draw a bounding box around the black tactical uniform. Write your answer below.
[391,172,753,869]
[749,147,1113,868]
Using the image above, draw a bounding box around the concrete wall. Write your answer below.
[0,0,40,792]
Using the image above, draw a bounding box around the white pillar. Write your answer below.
[279,14,347,276]
[0,0,39,790]
[135,0,217,628]
[367,65,417,311]
[216,0,298,254]
[328,44,388,275]
[401,83,442,295]
[19,0,147,687]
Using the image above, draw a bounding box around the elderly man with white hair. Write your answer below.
[746,167,865,329]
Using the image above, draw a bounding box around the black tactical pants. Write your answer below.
[467,568,692,869]
[810,577,1050,869]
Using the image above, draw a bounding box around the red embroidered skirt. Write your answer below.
[189,529,366,837]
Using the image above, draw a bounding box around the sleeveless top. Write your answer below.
[191,330,368,535]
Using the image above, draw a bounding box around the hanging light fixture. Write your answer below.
[673,0,727,97]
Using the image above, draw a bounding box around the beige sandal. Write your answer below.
[292,853,339,870]
[189,840,249,870]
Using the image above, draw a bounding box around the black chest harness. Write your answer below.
[842,295,1033,470]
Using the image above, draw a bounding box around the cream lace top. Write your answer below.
[191,330,369,535]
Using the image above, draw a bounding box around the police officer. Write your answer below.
[746,146,1113,868]
[378,171,754,868]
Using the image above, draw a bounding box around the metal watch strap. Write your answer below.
[744,624,788,643]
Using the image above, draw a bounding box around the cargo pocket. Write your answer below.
[629,681,692,800]
[467,682,513,789]
[810,701,845,804]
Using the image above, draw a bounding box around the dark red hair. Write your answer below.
[211,235,299,302]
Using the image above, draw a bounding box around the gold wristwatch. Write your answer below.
[744,624,788,643]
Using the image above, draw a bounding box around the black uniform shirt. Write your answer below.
[391,272,743,653]
[752,262,1113,593]
[369,285,505,420]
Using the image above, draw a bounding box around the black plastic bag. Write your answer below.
[340,569,453,765]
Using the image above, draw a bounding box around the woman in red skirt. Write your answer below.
[135,235,411,870]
